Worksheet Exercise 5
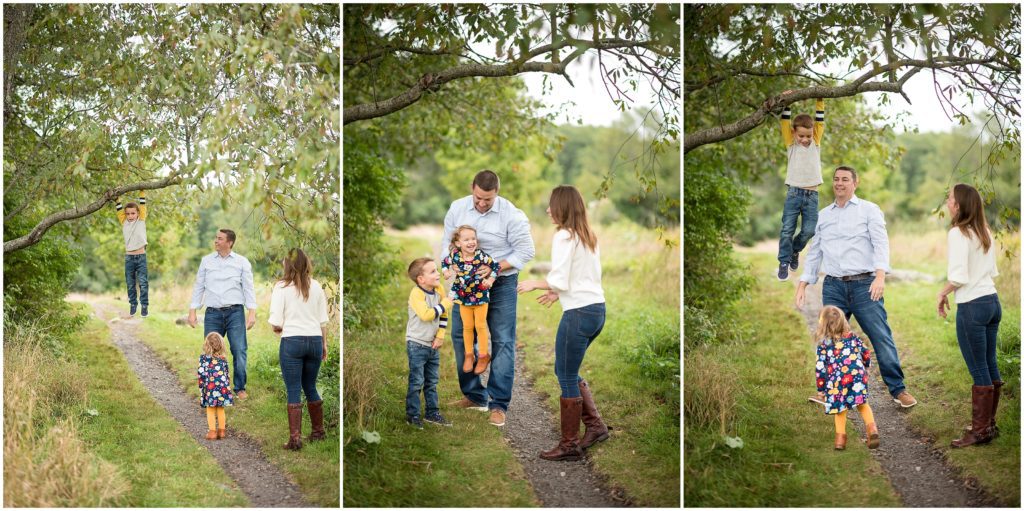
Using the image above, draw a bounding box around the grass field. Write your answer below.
[124,284,342,507]
[684,230,1020,506]
[343,222,680,507]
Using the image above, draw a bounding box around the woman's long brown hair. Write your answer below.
[951,183,992,253]
[548,185,597,252]
[280,248,312,301]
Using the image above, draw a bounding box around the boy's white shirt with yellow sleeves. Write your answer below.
[780,99,825,188]
[406,285,450,348]
[116,190,148,251]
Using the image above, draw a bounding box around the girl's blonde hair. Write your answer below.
[449,225,477,253]
[203,332,228,359]
[815,305,850,342]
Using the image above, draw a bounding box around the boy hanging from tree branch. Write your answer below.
[116,190,150,317]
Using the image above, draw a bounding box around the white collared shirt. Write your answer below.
[440,195,535,276]
[947,227,998,303]
[548,229,604,310]
[800,194,891,284]
[189,251,258,309]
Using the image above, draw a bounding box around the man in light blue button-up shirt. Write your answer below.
[188,229,258,397]
[795,167,917,409]
[440,170,535,424]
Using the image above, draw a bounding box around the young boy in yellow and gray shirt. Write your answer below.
[777,97,825,281]
[405,257,455,429]
[116,190,150,317]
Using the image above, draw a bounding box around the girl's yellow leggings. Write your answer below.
[206,406,226,430]
[460,303,490,356]
[834,403,874,434]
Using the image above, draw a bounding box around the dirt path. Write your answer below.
[82,299,309,508]
[797,281,1002,507]
[486,346,628,507]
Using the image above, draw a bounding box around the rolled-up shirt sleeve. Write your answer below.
[190,258,207,309]
[947,229,970,286]
[800,222,824,285]
[867,204,891,273]
[546,230,572,293]
[242,259,258,310]
[504,209,535,271]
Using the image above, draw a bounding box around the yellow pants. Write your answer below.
[206,406,226,430]
[460,303,490,356]
[834,403,875,434]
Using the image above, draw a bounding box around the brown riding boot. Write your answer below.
[284,403,303,450]
[962,379,1004,437]
[577,379,610,449]
[951,385,994,448]
[540,397,583,461]
[307,400,326,441]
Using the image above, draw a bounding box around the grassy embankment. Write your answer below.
[343,222,680,507]
[684,230,1020,506]
[4,306,247,506]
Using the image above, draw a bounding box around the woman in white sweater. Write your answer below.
[517,185,609,461]
[936,184,1002,448]
[268,248,330,450]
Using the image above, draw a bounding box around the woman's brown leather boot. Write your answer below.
[951,385,994,448]
[577,379,610,449]
[284,403,303,450]
[307,400,326,441]
[540,397,583,461]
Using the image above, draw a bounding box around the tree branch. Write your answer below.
[3,174,185,253]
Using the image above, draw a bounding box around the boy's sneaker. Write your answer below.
[777,263,790,281]
[406,415,423,429]
[129,304,138,317]
[141,306,149,318]
[789,253,799,271]
[423,412,453,427]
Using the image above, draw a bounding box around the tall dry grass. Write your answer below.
[683,351,736,436]
[3,322,129,507]
[342,324,384,442]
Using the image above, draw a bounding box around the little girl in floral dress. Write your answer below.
[815,305,880,450]
[442,225,500,375]
[198,332,234,440]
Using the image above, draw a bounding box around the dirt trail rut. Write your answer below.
[84,300,310,507]
[797,281,1002,507]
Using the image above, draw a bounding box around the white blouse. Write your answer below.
[547,229,604,311]
[947,227,998,304]
[268,279,330,337]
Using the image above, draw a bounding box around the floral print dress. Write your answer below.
[441,248,501,306]
[198,354,234,408]
[815,332,871,414]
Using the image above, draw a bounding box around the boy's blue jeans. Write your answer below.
[778,186,819,264]
[406,341,440,418]
[554,303,606,398]
[450,274,518,412]
[823,276,906,398]
[205,305,248,392]
[955,293,1002,386]
[124,253,149,307]
[279,336,323,404]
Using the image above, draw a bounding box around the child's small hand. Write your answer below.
[443,268,454,281]
[480,277,495,290]
[431,336,443,349]
[441,296,453,311]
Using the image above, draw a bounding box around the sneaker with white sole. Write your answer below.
[450,397,489,412]
[488,408,506,426]
[892,391,918,408]
[777,263,790,281]
[789,253,799,272]
[423,412,453,427]
[808,392,826,405]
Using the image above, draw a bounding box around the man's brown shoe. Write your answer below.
[489,408,506,426]
[236,390,248,400]
[892,391,917,408]
[808,392,826,405]
[206,430,218,440]
[473,353,491,375]
[450,397,489,411]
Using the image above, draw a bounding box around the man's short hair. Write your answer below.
[472,170,500,192]
[124,202,139,212]
[219,228,237,247]
[407,257,433,283]
[834,166,858,182]
[792,114,814,130]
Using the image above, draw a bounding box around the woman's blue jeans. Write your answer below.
[554,302,606,398]
[955,293,1002,386]
[279,336,323,404]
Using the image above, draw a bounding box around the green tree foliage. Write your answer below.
[4,4,339,331]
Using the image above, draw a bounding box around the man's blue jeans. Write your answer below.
[555,303,606,398]
[280,336,323,404]
[204,305,248,392]
[955,293,1002,386]
[450,273,517,412]
[124,253,149,307]
[406,341,440,418]
[778,187,819,264]
[822,276,906,398]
